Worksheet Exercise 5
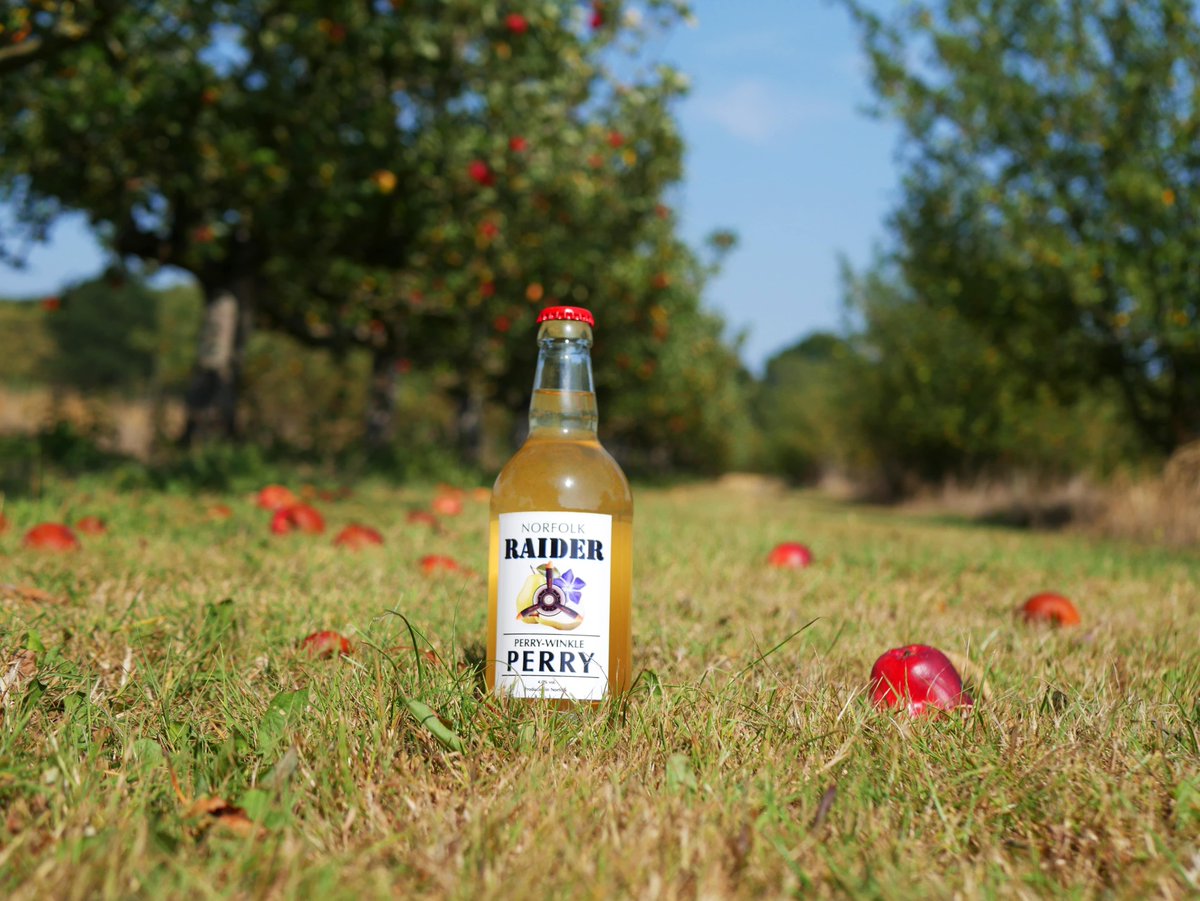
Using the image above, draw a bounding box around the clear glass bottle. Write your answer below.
[486,306,633,701]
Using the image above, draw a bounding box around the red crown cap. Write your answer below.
[536,305,595,327]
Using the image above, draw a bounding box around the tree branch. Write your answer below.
[0,0,117,77]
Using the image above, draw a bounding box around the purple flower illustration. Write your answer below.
[553,569,586,605]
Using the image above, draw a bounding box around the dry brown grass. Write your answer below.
[0,479,1198,899]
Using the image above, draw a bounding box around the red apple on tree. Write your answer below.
[869,645,973,716]
[766,542,813,568]
[23,523,80,552]
[1019,592,1081,627]
[301,630,352,658]
[505,13,529,35]
[468,160,494,186]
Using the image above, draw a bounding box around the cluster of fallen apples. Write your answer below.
[766,541,1083,716]
[8,482,485,664]
[6,502,1081,715]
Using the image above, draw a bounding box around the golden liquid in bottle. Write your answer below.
[487,388,633,700]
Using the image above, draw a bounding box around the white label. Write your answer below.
[494,511,612,701]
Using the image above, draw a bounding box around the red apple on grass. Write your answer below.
[23,523,80,552]
[208,504,233,520]
[767,542,813,568]
[257,485,297,511]
[334,524,384,549]
[870,645,973,716]
[301,630,351,658]
[406,510,439,527]
[431,494,463,516]
[1019,592,1081,627]
[270,504,325,535]
[287,504,325,534]
[420,554,461,575]
[75,516,106,535]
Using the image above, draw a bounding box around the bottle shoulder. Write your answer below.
[492,437,632,516]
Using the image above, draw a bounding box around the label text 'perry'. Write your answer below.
[505,649,597,675]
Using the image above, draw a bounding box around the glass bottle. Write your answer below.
[486,306,633,701]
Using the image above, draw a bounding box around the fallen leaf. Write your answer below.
[167,754,259,838]
[0,650,37,713]
[183,796,256,837]
[0,584,67,605]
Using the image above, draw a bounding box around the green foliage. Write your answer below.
[0,300,55,387]
[841,0,1200,453]
[43,274,157,392]
[834,261,1147,490]
[752,332,853,481]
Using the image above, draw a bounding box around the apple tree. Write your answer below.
[0,0,703,447]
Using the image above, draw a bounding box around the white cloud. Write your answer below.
[691,78,838,144]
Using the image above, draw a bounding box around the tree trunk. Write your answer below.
[456,378,486,468]
[364,349,398,452]
[181,280,253,446]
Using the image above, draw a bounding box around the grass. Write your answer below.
[1,479,1198,899]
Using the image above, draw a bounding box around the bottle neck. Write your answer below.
[528,331,598,439]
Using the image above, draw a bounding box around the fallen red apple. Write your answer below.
[420,554,461,575]
[208,504,233,520]
[766,542,813,568]
[286,504,325,535]
[334,524,384,549]
[1019,592,1081,627]
[301,630,352,658]
[470,487,491,503]
[431,495,463,517]
[407,510,438,527]
[270,509,293,535]
[870,645,974,716]
[23,523,80,552]
[75,516,107,535]
[257,485,297,511]
[0,512,8,533]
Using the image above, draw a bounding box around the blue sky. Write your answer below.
[0,0,900,372]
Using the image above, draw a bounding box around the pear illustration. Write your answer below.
[514,564,547,624]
